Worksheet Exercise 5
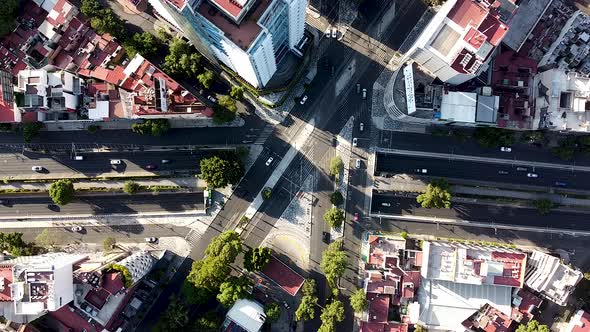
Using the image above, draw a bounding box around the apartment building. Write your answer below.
[406,0,518,85]
[149,0,307,88]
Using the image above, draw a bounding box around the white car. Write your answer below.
[300,95,308,105]
[352,138,358,147]
[356,159,361,169]
[145,237,158,243]
[265,157,274,166]
[110,159,122,165]
[71,226,83,232]
[325,27,331,38]
[500,146,512,152]
[527,173,538,178]
[381,202,391,207]
[415,168,428,174]
[362,88,367,99]
[331,27,337,38]
[207,95,217,103]
[31,166,43,172]
[359,122,364,132]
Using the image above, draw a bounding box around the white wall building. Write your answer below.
[525,251,582,306]
[405,0,517,85]
[148,0,307,88]
[118,251,156,285]
[222,299,266,332]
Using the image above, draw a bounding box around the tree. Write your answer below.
[213,105,237,124]
[523,131,545,144]
[584,272,590,281]
[163,38,202,78]
[218,95,237,113]
[330,191,343,205]
[400,231,408,239]
[318,300,345,332]
[0,0,19,37]
[124,32,159,58]
[103,237,116,251]
[414,325,427,332]
[330,156,343,179]
[244,247,272,272]
[295,294,318,321]
[197,70,215,89]
[515,320,550,332]
[302,279,316,296]
[217,276,251,307]
[323,207,345,228]
[416,178,451,209]
[262,187,272,200]
[534,199,553,215]
[184,231,242,304]
[349,288,368,313]
[90,8,124,38]
[230,86,245,100]
[192,311,221,332]
[265,303,281,323]
[35,229,60,248]
[123,181,141,194]
[473,127,515,148]
[22,122,43,143]
[49,179,75,205]
[153,295,189,331]
[131,119,170,136]
[320,240,348,290]
[552,137,577,161]
[0,232,33,256]
[199,154,244,189]
[81,0,101,17]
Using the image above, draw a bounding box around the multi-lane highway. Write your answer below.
[0,192,204,217]
[0,150,217,179]
[371,192,590,231]
[376,152,590,189]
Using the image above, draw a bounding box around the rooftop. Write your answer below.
[566,310,590,332]
[197,0,272,50]
[421,241,527,288]
[261,256,305,296]
[225,299,265,332]
[367,293,389,323]
[462,303,516,332]
[360,322,409,332]
[525,250,582,305]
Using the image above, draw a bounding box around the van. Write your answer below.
[74,155,84,161]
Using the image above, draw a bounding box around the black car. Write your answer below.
[0,199,7,205]
[322,232,331,244]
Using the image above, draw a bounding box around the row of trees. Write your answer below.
[131,119,171,136]
[81,0,125,38]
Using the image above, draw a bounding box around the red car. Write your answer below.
[353,212,359,221]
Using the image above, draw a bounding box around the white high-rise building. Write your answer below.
[149,0,308,88]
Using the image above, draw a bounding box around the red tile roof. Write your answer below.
[210,0,244,19]
[0,265,13,301]
[361,322,387,332]
[478,15,508,46]
[464,27,487,49]
[49,305,105,332]
[367,293,389,323]
[261,256,305,296]
[571,311,590,332]
[447,0,488,29]
[103,272,124,295]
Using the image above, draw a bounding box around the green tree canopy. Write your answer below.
[199,153,244,188]
[330,156,343,179]
[0,0,19,37]
[197,70,215,89]
[302,278,316,296]
[265,303,281,323]
[534,199,553,215]
[320,240,348,290]
[131,119,170,136]
[318,300,345,332]
[295,294,318,321]
[330,191,343,205]
[22,122,43,143]
[86,5,125,38]
[49,179,75,205]
[34,229,62,248]
[515,320,550,332]
[123,181,140,194]
[349,288,368,313]
[163,38,202,78]
[124,32,159,58]
[153,295,189,331]
[416,178,451,209]
[103,237,116,251]
[244,247,272,272]
[473,127,515,148]
[230,86,244,100]
[217,276,251,307]
[192,311,221,332]
[218,95,237,113]
[323,207,345,228]
[184,231,242,304]
[0,232,33,256]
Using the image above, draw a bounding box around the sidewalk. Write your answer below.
[42,117,244,132]
[0,177,206,192]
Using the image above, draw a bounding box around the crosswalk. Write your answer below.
[254,125,275,145]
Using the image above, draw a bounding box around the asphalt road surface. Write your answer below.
[0,192,204,217]
[371,192,590,231]
[0,150,215,179]
[375,153,589,189]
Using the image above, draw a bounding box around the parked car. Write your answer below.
[161,159,171,164]
[362,88,367,99]
[110,159,122,165]
[146,164,158,170]
[71,226,83,232]
[500,146,512,152]
[353,138,358,147]
[300,95,308,105]
[498,170,509,175]
[415,168,427,174]
[144,237,158,243]
[31,166,43,172]
[381,202,391,207]
[356,83,360,93]
[74,155,84,160]
[325,27,331,38]
[265,157,274,166]
[353,212,359,221]
[356,159,361,169]
[331,27,337,38]
[555,181,567,187]
[359,122,364,132]
[527,173,538,178]
[207,95,217,103]
[322,231,330,244]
